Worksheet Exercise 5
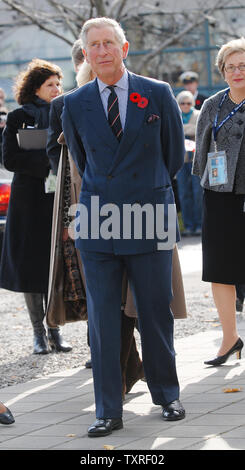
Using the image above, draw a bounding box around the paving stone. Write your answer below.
[0,316,244,451]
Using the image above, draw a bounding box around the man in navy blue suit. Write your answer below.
[62,17,185,437]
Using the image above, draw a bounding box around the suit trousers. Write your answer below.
[81,249,180,419]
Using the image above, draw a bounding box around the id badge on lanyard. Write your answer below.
[207,150,227,186]
[208,88,245,186]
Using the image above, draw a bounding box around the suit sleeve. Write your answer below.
[2,111,50,178]
[62,97,86,177]
[161,84,185,179]
[46,99,63,175]
[192,99,212,178]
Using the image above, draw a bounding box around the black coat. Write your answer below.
[47,89,76,174]
[195,92,208,110]
[0,107,53,293]
[46,94,64,174]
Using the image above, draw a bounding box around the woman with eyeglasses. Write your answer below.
[176,90,202,236]
[193,37,245,366]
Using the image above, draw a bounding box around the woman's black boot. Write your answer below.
[24,293,49,354]
[33,331,49,355]
[48,328,72,352]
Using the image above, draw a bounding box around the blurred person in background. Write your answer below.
[235,284,245,312]
[47,38,84,175]
[179,71,207,110]
[71,38,85,73]
[176,90,202,236]
[0,88,8,164]
[0,59,72,355]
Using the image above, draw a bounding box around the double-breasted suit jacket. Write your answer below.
[62,71,185,254]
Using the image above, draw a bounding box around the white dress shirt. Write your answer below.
[97,69,129,130]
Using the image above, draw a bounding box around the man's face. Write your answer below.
[83,26,129,84]
[184,81,198,95]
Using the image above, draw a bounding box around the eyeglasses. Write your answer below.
[224,64,245,73]
[179,102,192,105]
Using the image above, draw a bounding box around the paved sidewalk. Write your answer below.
[0,316,245,450]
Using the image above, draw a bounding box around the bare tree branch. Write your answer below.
[110,0,129,20]
[140,0,224,68]
[89,0,94,18]
[1,0,74,44]
[92,0,106,17]
[1,0,243,76]
[56,1,88,23]
[46,0,78,38]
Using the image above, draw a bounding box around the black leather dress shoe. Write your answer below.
[85,359,92,369]
[0,402,15,425]
[48,328,72,352]
[162,400,185,421]
[88,418,123,437]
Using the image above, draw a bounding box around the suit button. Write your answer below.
[237,120,243,125]
[107,174,113,180]
[144,143,149,148]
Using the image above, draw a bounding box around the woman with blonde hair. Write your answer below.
[76,60,94,87]
[193,37,245,365]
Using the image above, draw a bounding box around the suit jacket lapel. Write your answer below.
[108,72,152,173]
[84,79,119,153]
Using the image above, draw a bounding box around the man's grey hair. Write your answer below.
[71,39,84,68]
[80,17,127,49]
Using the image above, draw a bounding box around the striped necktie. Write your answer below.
[107,85,123,141]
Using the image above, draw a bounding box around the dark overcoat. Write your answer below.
[0,107,53,293]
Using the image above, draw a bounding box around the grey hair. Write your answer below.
[71,39,84,69]
[80,17,127,49]
[176,90,195,106]
[216,37,245,77]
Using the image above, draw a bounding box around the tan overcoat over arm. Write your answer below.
[123,244,187,319]
[46,137,87,327]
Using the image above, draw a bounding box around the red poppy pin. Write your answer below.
[130,92,148,109]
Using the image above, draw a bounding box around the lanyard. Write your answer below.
[212,88,245,146]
